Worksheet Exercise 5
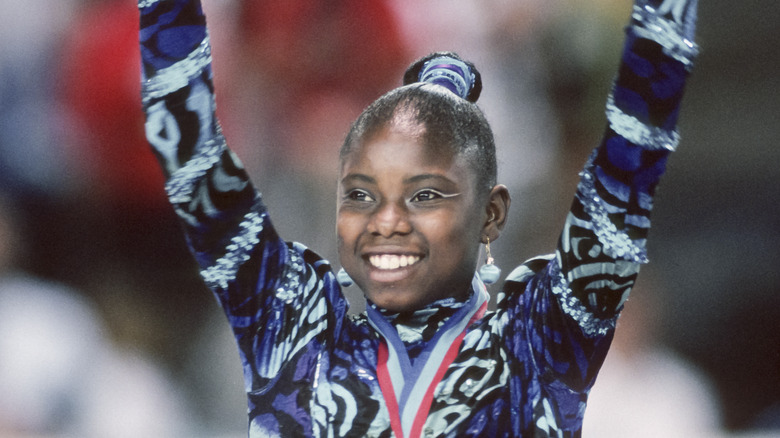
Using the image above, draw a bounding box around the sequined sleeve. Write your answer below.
[138,0,346,391]
[503,0,698,414]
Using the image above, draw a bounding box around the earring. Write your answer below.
[478,237,501,284]
[336,268,354,287]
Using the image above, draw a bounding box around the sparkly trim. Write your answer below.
[631,4,698,70]
[137,0,163,8]
[201,208,266,290]
[606,92,680,152]
[549,256,616,338]
[274,245,305,303]
[142,35,212,104]
[165,134,227,203]
[577,159,649,264]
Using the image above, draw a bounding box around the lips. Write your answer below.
[368,254,421,270]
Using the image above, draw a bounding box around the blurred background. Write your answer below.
[0,0,778,436]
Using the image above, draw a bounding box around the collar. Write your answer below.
[369,291,471,362]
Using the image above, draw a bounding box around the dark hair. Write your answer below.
[340,52,497,196]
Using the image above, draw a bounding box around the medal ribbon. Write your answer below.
[368,275,489,438]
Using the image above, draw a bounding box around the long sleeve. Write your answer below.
[556,0,698,336]
[138,0,350,404]
[139,0,264,284]
[136,1,701,436]
[501,0,698,432]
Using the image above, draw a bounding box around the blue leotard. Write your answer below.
[138,1,697,435]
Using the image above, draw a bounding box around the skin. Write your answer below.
[336,119,510,312]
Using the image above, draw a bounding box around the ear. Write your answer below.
[481,184,510,243]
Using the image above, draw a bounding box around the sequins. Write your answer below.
[576,161,649,264]
[165,135,227,203]
[137,0,161,8]
[606,92,680,151]
[142,34,213,104]
[201,209,265,290]
[274,285,297,303]
[549,256,616,338]
[275,246,305,303]
[355,368,375,382]
[631,4,699,70]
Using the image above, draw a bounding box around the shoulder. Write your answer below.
[503,254,555,288]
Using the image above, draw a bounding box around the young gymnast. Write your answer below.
[138,0,698,436]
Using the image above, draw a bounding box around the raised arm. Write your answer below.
[138,0,345,390]
[139,0,272,288]
[551,0,698,337]
[504,0,698,414]
[557,0,697,336]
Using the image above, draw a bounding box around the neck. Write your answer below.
[370,290,473,362]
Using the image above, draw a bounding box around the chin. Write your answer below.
[364,289,421,313]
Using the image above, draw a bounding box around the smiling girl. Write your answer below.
[138,0,698,436]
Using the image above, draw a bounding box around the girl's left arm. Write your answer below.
[556,0,698,343]
[506,0,699,404]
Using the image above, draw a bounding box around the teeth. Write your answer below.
[369,254,420,270]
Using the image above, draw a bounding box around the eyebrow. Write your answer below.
[340,173,376,185]
[404,173,457,187]
[340,173,458,187]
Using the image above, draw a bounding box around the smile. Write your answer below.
[368,254,421,270]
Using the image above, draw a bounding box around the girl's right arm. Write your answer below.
[139,0,273,294]
[138,0,344,387]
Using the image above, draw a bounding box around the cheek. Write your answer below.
[421,211,475,252]
[431,210,482,258]
[336,212,364,252]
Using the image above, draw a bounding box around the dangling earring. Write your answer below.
[337,268,354,287]
[479,237,501,284]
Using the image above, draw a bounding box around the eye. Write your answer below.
[410,189,445,202]
[345,189,375,203]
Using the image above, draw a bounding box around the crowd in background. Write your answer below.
[1,0,778,436]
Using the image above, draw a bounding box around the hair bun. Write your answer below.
[403,51,482,103]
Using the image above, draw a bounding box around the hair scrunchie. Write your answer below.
[418,56,477,101]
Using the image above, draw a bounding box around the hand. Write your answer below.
[654,0,696,26]
[637,0,698,40]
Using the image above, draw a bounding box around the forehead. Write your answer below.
[341,124,465,178]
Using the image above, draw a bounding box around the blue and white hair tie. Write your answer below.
[418,57,476,100]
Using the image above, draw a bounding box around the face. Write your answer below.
[337,123,489,312]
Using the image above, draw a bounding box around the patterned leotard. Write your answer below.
[138,0,697,436]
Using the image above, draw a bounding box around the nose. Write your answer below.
[368,198,412,237]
